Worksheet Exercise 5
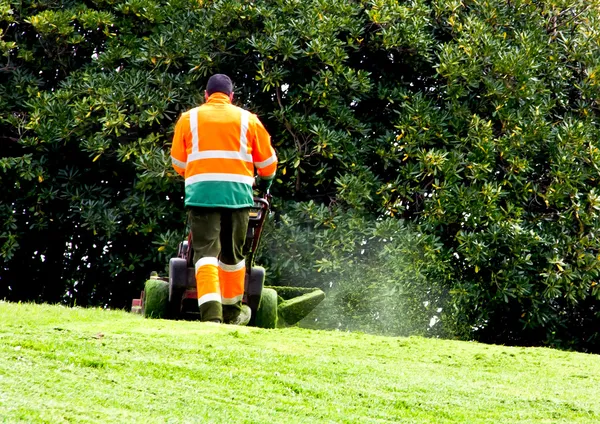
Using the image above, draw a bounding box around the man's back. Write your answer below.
[171,92,276,208]
[195,99,244,153]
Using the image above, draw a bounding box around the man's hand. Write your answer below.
[255,177,272,194]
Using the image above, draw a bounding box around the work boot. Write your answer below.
[226,304,251,326]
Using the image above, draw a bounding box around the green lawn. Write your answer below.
[0,302,598,423]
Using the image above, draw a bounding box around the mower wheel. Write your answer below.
[144,279,169,319]
[169,258,188,289]
[254,288,278,329]
[168,258,188,317]
[246,266,265,326]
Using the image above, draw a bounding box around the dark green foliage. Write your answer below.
[1,0,599,350]
[418,0,600,351]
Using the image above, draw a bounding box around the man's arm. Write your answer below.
[171,112,189,178]
[251,114,277,191]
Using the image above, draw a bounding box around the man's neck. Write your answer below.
[206,92,232,104]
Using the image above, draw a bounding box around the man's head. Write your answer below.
[205,74,234,101]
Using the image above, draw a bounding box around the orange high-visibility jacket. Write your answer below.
[170,93,277,208]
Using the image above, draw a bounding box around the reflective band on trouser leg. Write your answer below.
[195,257,221,321]
[219,260,245,306]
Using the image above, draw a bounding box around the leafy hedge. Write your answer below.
[1,0,599,351]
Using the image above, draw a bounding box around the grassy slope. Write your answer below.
[0,302,598,423]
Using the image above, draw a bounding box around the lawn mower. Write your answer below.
[131,194,325,328]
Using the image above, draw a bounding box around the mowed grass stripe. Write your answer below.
[0,302,598,423]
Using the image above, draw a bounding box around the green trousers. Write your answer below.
[188,207,250,322]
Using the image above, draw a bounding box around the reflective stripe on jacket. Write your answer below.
[170,93,277,208]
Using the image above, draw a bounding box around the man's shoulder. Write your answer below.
[205,102,259,119]
[184,105,203,114]
[228,103,255,116]
[178,108,194,120]
[239,107,261,123]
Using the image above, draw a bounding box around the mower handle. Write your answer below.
[252,197,270,209]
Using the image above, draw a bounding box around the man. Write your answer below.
[170,74,277,325]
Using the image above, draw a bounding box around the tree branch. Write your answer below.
[0,65,17,72]
[547,6,590,35]
[275,86,302,153]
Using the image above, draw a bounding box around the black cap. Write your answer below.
[206,74,233,96]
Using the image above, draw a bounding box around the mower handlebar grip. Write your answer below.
[253,197,270,209]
